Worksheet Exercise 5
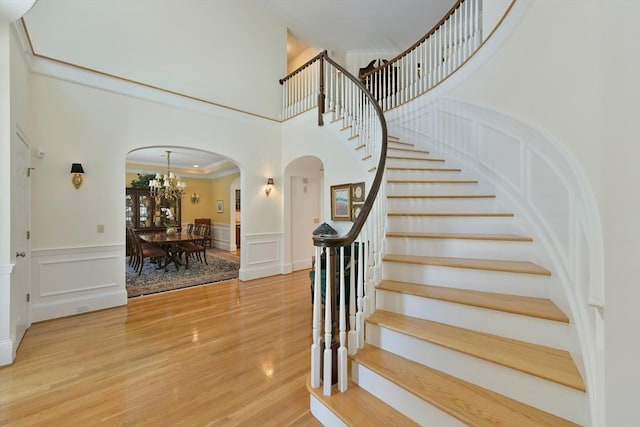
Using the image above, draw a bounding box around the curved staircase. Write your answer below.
[311,136,588,426]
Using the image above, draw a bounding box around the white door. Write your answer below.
[10,130,31,351]
[291,176,320,271]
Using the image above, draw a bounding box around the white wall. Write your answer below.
[281,110,376,236]
[446,1,639,425]
[23,1,287,120]
[26,68,284,317]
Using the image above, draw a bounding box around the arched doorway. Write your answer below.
[125,146,242,296]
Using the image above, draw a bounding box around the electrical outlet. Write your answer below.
[97,224,104,233]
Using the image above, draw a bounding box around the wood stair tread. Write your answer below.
[388,147,430,154]
[388,212,514,217]
[387,194,495,199]
[387,156,445,162]
[307,376,419,426]
[387,179,478,184]
[383,254,551,276]
[385,232,532,242]
[367,310,584,391]
[377,280,569,323]
[387,139,414,147]
[387,166,461,171]
[351,346,580,426]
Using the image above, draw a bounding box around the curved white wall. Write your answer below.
[405,1,640,425]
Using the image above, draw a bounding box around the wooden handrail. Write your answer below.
[312,53,388,249]
[360,0,465,80]
[279,51,327,85]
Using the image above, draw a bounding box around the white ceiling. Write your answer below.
[268,0,455,58]
[126,147,237,177]
[21,0,455,171]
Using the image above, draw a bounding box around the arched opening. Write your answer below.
[124,146,241,297]
[284,156,324,272]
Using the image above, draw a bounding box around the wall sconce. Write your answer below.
[70,163,84,189]
[265,178,274,197]
[190,192,200,204]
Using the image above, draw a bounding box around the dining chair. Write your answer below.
[178,224,208,267]
[130,229,168,275]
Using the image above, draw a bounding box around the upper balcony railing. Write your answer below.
[360,0,481,111]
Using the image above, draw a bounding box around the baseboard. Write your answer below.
[0,338,15,366]
[31,289,128,323]
[239,265,282,281]
[293,259,312,271]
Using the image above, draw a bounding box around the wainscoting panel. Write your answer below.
[30,244,127,322]
[478,124,524,195]
[240,232,283,281]
[212,223,230,250]
[526,149,572,269]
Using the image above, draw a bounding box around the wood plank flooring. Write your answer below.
[0,270,322,427]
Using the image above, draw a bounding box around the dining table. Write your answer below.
[138,231,203,271]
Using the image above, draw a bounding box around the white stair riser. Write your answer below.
[386,216,518,234]
[386,169,468,181]
[382,262,552,298]
[387,182,482,195]
[387,150,432,159]
[387,159,447,169]
[310,395,347,427]
[385,238,535,261]
[387,197,496,213]
[366,325,588,426]
[351,362,466,427]
[375,290,576,352]
[388,142,415,149]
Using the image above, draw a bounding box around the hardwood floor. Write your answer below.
[0,270,322,427]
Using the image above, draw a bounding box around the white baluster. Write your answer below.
[310,246,322,388]
[338,246,347,392]
[356,241,365,349]
[348,242,357,355]
[323,248,333,396]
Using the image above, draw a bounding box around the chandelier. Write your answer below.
[149,150,186,201]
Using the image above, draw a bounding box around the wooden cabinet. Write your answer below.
[126,188,181,256]
[125,188,181,230]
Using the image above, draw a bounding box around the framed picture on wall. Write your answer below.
[331,183,352,221]
[216,200,224,213]
[351,182,365,202]
[235,189,240,211]
[351,203,363,220]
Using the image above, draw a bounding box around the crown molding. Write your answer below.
[12,19,281,130]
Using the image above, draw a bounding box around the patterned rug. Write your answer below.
[126,250,240,297]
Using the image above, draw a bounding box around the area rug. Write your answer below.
[126,250,240,298]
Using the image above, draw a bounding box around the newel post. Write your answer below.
[318,53,325,126]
